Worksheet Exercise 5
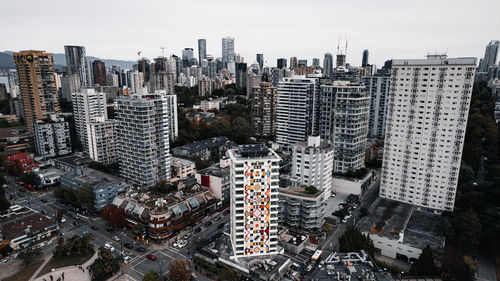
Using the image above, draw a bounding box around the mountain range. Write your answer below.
[0,51,136,70]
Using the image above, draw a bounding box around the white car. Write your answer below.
[104,243,115,252]
[177,240,188,248]
[61,218,66,223]
[112,236,120,241]
[173,241,179,248]
[123,256,132,264]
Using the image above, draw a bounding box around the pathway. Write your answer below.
[33,250,98,281]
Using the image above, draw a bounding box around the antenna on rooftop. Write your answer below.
[160,46,165,57]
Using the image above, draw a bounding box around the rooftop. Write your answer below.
[171,157,195,168]
[319,251,394,281]
[237,144,273,158]
[54,154,92,168]
[279,185,325,199]
[64,167,126,186]
[197,164,229,178]
[358,199,444,250]
[0,126,29,140]
[0,206,56,241]
[392,57,476,66]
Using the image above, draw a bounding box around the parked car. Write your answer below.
[123,256,132,264]
[1,258,9,263]
[214,216,221,222]
[112,235,120,241]
[183,233,192,240]
[41,198,47,203]
[204,221,212,228]
[146,254,157,261]
[90,226,98,230]
[194,227,201,233]
[61,218,67,223]
[178,240,188,248]
[72,221,79,227]
[124,243,132,249]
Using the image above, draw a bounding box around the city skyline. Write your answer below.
[1,0,499,67]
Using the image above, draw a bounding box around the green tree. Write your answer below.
[19,172,38,187]
[339,227,375,257]
[142,269,160,281]
[90,247,120,281]
[304,185,319,194]
[456,210,481,254]
[441,246,471,281]
[0,196,11,212]
[410,245,438,276]
[435,216,455,241]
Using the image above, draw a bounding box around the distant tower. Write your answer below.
[256,54,264,70]
[478,40,500,72]
[277,58,287,69]
[362,49,369,67]
[289,57,298,68]
[222,37,235,67]
[64,45,88,87]
[312,58,320,67]
[323,53,333,77]
[92,60,107,86]
[198,39,207,65]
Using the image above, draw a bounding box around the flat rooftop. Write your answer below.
[238,144,271,157]
[0,207,56,240]
[358,199,444,250]
[65,167,125,185]
[197,164,229,178]
[54,154,91,168]
[392,57,476,66]
[171,157,195,167]
[279,185,324,199]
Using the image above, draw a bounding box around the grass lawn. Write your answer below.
[36,249,95,278]
[4,260,44,281]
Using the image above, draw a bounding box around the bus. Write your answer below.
[311,250,323,264]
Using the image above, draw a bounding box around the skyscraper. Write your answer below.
[116,89,172,187]
[380,55,476,211]
[320,81,370,173]
[362,49,369,67]
[222,37,235,66]
[478,40,500,72]
[228,144,280,258]
[276,76,320,147]
[290,57,298,68]
[64,45,88,87]
[312,58,320,67]
[182,48,194,68]
[251,82,277,139]
[13,50,61,132]
[298,59,307,67]
[323,53,333,77]
[137,58,150,83]
[198,39,207,65]
[363,75,391,140]
[235,62,247,88]
[72,88,107,152]
[277,58,287,69]
[92,60,107,86]
[256,53,264,70]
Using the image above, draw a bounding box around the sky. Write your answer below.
[1,0,500,67]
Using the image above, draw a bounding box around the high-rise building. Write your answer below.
[312,58,320,68]
[92,60,107,86]
[60,74,81,101]
[116,90,172,187]
[277,58,287,69]
[85,58,94,87]
[362,50,369,67]
[228,144,280,258]
[137,58,150,83]
[88,116,116,164]
[198,39,207,65]
[198,77,212,96]
[182,48,194,68]
[320,81,370,173]
[323,53,333,77]
[13,50,61,132]
[72,88,107,152]
[235,62,247,89]
[33,115,71,158]
[256,53,264,70]
[222,37,235,66]
[291,136,334,193]
[290,57,298,68]
[246,73,262,98]
[251,82,277,139]
[336,54,346,68]
[363,75,391,140]
[380,55,476,212]
[298,59,307,67]
[64,45,88,87]
[478,40,500,73]
[276,76,320,147]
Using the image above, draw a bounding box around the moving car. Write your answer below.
[124,243,132,249]
[146,254,157,261]
[90,226,98,230]
[194,227,201,233]
[41,198,47,203]
[136,247,147,253]
[204,221,212,228]
[104,243,115,252]
[112,235,120,241]
[177,240,188,248]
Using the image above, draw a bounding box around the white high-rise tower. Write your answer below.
[380,55,476,212]
[228,144,280,258]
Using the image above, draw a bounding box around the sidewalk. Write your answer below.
[33,250,98,281]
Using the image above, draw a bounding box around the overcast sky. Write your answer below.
[2,0,499,67]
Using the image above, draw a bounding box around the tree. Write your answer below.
[169,259,190,281]
[19,172,38,187]
[304,185,319,194]
[456,210,481,254]
[435,216,455,241]
[441,246,471,281]
[6,161,24,176]
[142,269,160,281]
[0,196,11,212]
[101,205,126,227]
[0,245,12,257]
[410,245,438,276]
[90,248,120,281]
[18,248,42,265]
[339,227,375,257]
